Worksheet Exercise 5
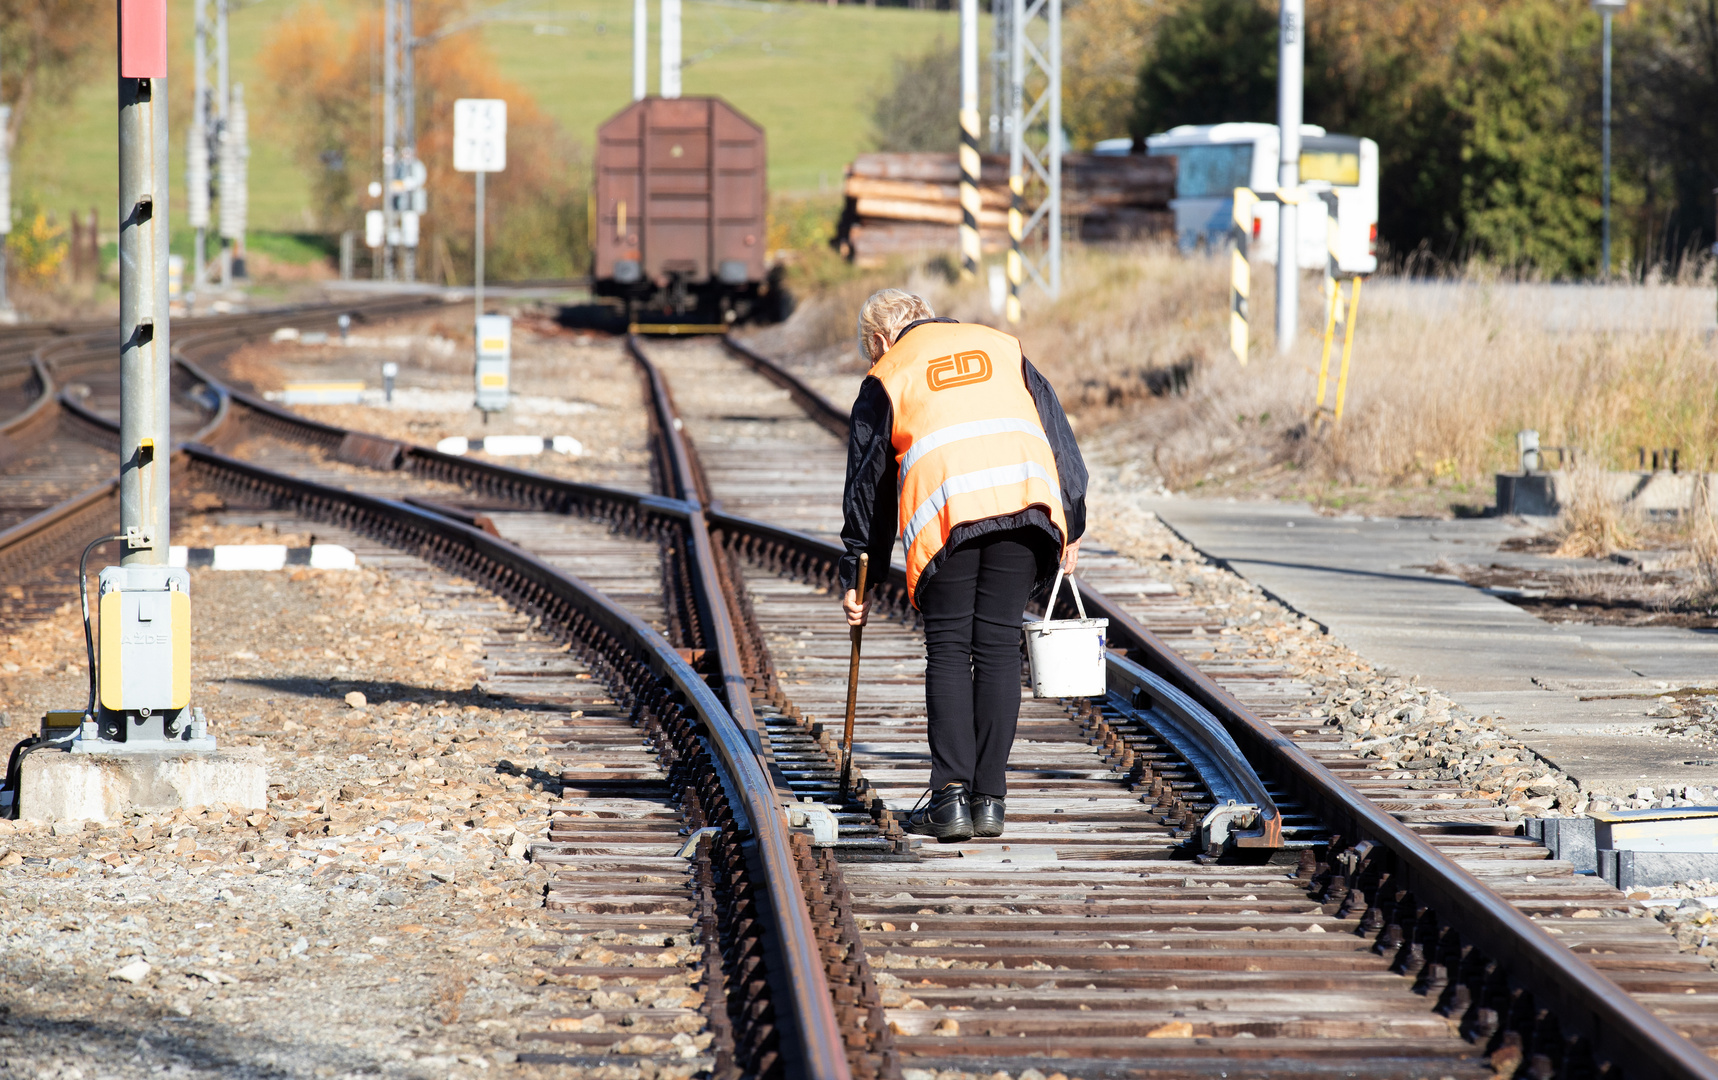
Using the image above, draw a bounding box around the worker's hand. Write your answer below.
[842,589,871,627]
[1061,537,1082,575]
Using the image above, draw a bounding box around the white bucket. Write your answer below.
[1025,569,1109,698]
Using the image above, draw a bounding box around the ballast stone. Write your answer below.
[18,748,267,823]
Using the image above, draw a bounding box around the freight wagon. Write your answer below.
[593,96,787,325]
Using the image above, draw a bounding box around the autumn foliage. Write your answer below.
[261,2,587,281]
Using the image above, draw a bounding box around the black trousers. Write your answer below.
[917,529,1041,797]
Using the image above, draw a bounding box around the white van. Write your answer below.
[1100,123,1378,273]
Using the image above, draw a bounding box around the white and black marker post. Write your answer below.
[1275,0,1303,354]
[454,98,508,412]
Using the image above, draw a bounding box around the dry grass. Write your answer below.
[775,244,1718,509]
[1692,476,1718,604]
[1554,458,1638,557]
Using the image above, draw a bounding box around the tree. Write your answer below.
[869,38,961,153]
[1128,0,1279,140]
[1615,0,1718,266]
[1450,0,1611,276]
[260,1,587,280]
[1064,0,1160,148]
[0,0,111,150]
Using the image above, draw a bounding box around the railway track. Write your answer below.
[0,297,448,629]
[6,306,1718,1078]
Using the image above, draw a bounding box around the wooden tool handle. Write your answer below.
[840,553,869,798]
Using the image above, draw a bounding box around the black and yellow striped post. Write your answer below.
[959,0,981,280]
[1229,187,1259,364]
[960,110,982,279]
[1006,174,1024,324]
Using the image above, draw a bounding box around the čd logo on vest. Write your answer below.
[926,350,992,391]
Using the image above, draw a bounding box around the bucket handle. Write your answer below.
[1039,567,1088,627]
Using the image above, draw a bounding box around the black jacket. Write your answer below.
[838,318,1088,604]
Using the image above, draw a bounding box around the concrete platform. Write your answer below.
[1143,496,1718,795]
[18,747,268,823]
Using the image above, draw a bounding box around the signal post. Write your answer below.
[12,0,264,822]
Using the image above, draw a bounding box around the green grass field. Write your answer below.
[13,0,963,236]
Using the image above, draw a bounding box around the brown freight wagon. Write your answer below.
[593,96,785,324]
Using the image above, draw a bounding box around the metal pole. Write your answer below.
[381,0,397,281]
[222,83,248,280]
[475,169,484,319]
[1005,0,1024,324]
[1046,0,1061,296]
[992,0,1004,147]
[661,0,682,98]
[0,42,12,320]
[401,0,416,283]
[119,39,172,566]
[1600,8,1612,279]
[188,0,208,300]
[216,0,230,288]
[633,0,648,100]
[959,0,980,280]
[1275,0,1303,354]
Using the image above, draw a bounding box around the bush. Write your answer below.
[7,206,67,285]
[870,39,962,153]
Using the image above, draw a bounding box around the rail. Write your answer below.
[172,325,1291,860]
[1077,587,1718,1080]
[178,442,852,1080]
[715,331,1718,1079]
[720,335,850,439]
[17,308,1714,1077]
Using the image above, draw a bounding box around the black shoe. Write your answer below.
[903,783,972,842]
[970,794,1005,837]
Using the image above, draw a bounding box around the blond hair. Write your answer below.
[856,289,935,363]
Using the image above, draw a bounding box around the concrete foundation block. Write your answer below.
[1497,469,1718,517]
[1496,473,1559,516]
[1599,848,1718,891]
[18,748,267,823]
[1542,816,1598,874]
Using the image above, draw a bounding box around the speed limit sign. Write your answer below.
[453,99,507,173]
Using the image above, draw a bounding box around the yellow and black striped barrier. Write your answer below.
[1229,187,1259,364]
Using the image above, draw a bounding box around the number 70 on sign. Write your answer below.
[453,99,507,173]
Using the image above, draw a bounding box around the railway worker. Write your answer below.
[838,289,1087,842]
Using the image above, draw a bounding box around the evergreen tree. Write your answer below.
[1129,0,1280,139]
[1450,0,1610,276]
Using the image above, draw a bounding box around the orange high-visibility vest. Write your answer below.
[870,322,1068,603]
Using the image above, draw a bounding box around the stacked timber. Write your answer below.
[833,151,1176,266]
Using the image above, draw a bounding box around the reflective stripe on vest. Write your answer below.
[898,417,1051,483]
[868,321,1068,605]
[902,460,1060,558]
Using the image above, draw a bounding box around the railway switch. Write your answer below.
[84,565,213,751]
[474,314,511,412]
